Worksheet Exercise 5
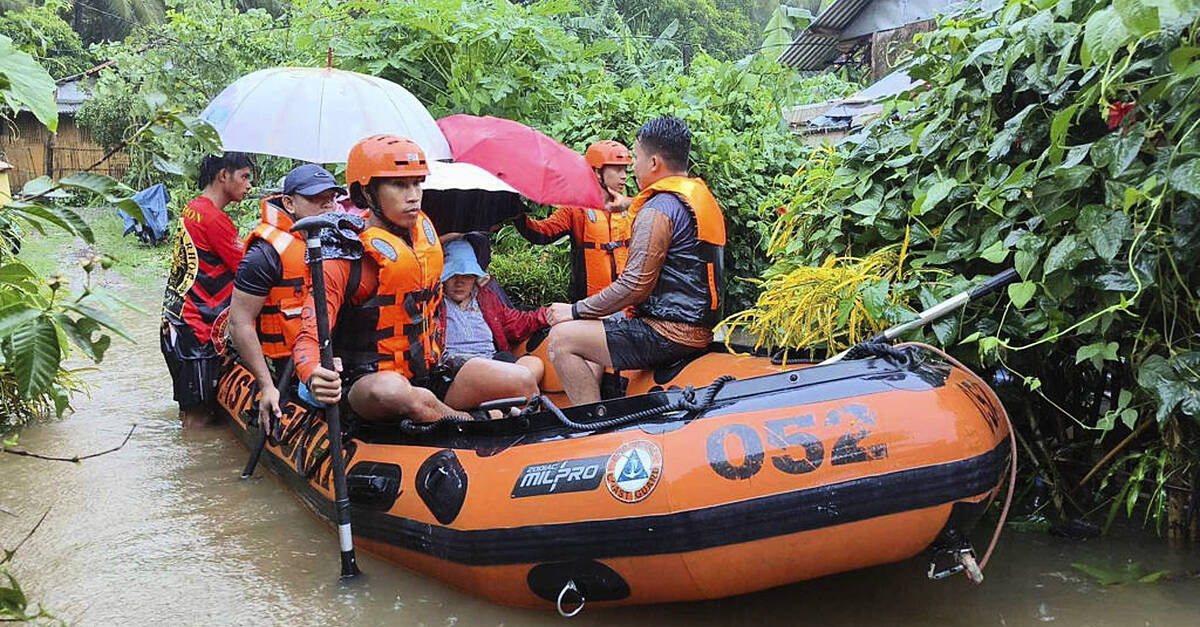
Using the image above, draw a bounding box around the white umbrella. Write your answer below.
[424,161,519,193]
[200,67,452,163]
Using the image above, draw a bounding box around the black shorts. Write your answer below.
[603,316,703,371]
[343,355,474,404]
[161,323,220,410]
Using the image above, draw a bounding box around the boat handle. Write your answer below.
[556,579,586,618]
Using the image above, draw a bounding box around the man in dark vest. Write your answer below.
[545,116,726,404]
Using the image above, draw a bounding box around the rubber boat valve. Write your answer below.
[556,579,586,618]
[927,546,984,584]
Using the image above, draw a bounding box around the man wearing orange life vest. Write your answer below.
[228,164,342,427]
[296,135,539,422]
[545,116,726,405]
[513,140,634,301]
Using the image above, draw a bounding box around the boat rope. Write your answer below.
[898,342,1018,573]
[395,409,490,435]
[841,341,913,366]
[542,375,737,432]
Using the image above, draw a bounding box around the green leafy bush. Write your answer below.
[78,0,842,312]
[754,0,1200,427]
[0,0,95,78]
[487,225,570,307]
[1,33,136,430]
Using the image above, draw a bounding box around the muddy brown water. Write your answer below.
[1,287,1198,626]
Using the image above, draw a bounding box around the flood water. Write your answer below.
[2,286,1198,626]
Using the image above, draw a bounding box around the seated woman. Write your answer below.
[438,239,547,383]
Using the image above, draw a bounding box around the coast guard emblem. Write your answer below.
[605,440,663,503]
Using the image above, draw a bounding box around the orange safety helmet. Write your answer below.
[585,140,632,170]
[346,134,430,208]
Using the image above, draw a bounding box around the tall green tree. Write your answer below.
[572,0,765,59]
[0,0,95,78]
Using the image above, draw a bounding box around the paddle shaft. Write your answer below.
[240,358,295,479]
[302,233,361,580]
[824,268,1019,364]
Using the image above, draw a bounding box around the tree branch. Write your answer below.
[1,508,50,566]
[2,425,136,463]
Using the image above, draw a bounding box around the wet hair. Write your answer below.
[197,152,254,189]
[636,116,691,171]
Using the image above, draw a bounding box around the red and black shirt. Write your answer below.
[162,196,244,355]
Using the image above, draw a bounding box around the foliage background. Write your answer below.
[738,0,1200,534]
[73,0,857,311]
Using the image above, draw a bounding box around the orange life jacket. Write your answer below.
[335,213,444,379]
[244,198,308,359]
[579,207,632,297]
[628,176,726,327]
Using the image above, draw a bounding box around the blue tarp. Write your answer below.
[121,183,169,244]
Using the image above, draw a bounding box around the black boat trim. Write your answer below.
[251,424,1008,567]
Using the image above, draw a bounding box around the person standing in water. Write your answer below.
[161,152,253,428]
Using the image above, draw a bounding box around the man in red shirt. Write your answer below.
[161,152,253,427]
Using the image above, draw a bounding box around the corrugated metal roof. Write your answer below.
[812,0,875,32]
[777,0,874,69]
[55,79,89,114]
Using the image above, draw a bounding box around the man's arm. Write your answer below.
[229,241,282,387]
[513,206,574,245]
[571,207,672,318]
[293,258,354,386]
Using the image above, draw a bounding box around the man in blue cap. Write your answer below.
[228,164,343,427]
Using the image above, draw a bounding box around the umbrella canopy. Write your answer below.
[424,161,518,193]
[423,160,523,235]
[201,67,452,163]
[437,114,604,210]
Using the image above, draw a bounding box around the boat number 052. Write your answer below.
[706,403,888,480]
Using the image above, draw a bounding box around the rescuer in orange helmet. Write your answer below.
[513,139,635,301]
[294,135,539,422]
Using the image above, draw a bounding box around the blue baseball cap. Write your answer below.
[283,164,346,196]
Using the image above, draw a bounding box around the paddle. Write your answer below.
[291,212,366,580]
[240,358,294,479]
[824,268,1019,364]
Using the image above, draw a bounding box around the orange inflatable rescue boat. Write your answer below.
[216,336,1011,610]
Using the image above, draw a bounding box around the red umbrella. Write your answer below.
[437,114,605,210]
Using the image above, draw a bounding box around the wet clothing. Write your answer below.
[161,324,221,409]
[574,176,726,360]
[235,198,309,359]
[161,195,243,410]
[514,206,632,301]
[162,196,244,354]
[293,213,444,389]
